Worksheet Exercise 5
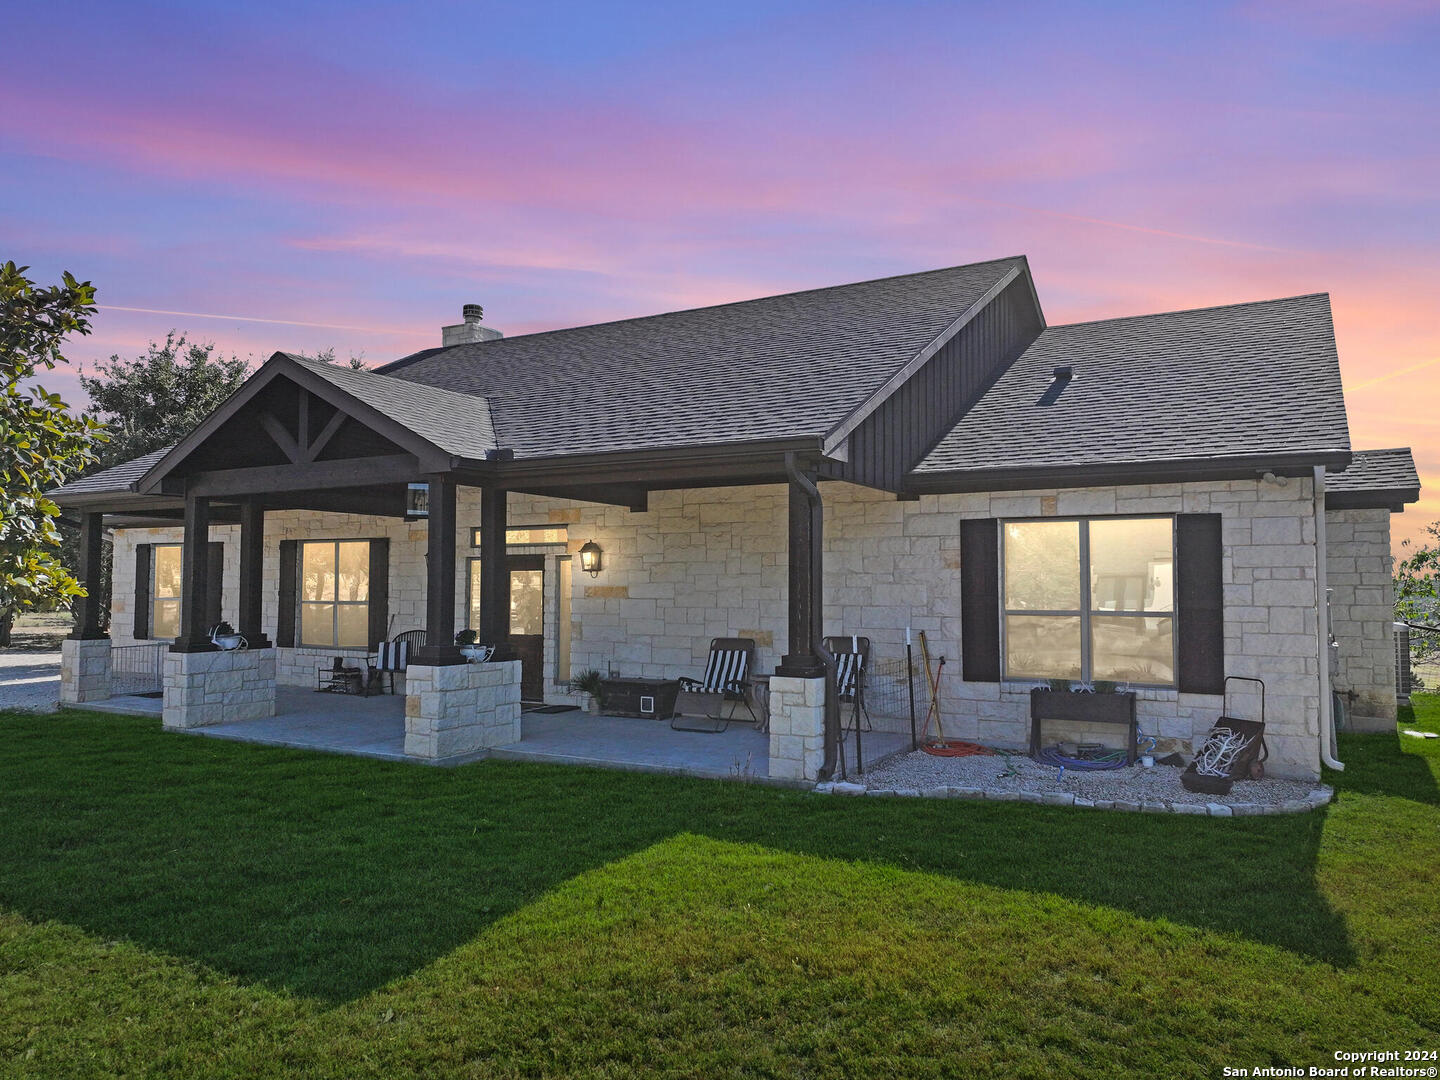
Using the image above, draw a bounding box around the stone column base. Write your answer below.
[405,660,522,760]
[163,648,276,730]
[768,675,826,780]
[60,637,112,704]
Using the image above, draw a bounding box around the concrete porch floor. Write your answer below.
[88,687,913,778]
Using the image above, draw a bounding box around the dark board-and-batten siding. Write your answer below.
[836,276,1044,491]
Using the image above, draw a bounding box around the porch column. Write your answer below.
[477,485,511,659]
[60,510,112,704]
[171,490,216,653]
[413,473,463,665]
[70,511,108,640]
[777,464,825,677]
[237,499,271,648]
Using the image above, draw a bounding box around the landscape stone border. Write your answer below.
[813,781,1335,816]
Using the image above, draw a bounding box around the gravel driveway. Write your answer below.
[0,650,61,711]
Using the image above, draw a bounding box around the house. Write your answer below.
[50,257,1420,781]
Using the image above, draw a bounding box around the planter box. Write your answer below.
[1029,688,1138,763]
[598,677,681,720]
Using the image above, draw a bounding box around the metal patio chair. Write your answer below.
[673,636,758,733]
[368,628,426,695]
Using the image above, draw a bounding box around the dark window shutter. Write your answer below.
[1176,513,1224,694]
[960,518,1001,682]
[133,544,151,640]
[276,540,298,648]
[367,538,389,649]
[206,542,224,629]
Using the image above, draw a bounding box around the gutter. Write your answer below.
[1314,465,1344,773]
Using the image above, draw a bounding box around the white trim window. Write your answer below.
[1001,516,1176,686]
[298,540,371,648]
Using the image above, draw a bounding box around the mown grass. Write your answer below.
[1,699,1437,1077]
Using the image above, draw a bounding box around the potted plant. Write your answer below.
[568,669,605,714]
[208,621,245,651]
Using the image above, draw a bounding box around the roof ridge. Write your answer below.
[1049,292,1330,331]
[430,256,1028,348]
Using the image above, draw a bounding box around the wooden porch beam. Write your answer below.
[237,500,271,648]
[165,454,419,497]
[257,411,301,463]
[411,474,464,666]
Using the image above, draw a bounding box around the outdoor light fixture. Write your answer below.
[578,539,603,577]
[405,483,429,521]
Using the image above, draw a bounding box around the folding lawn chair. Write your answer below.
[368,629,425,695]
[673,637,758,733]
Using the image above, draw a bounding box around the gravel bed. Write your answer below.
[854,747,1320,807]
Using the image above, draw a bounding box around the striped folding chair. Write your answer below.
[824,635,872,777]
[368,630,424,695]
[674,637,758,733]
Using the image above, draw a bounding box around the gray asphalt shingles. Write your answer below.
[381,258,1026,459]
[1327,448,1419,493]
[914,293,1352,476]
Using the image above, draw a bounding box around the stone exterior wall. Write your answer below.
[161,648,276,729]
[1325,506,1397,729]
[109,474,1330,779]
[404,659,521,760]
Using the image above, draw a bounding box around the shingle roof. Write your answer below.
[379,258,1027,459]
[48,446,173,498]
[914,293,1351,477]
[283,353,498,459]
[1327,448,1419,493]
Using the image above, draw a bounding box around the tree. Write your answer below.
[79,333,251,469]
[1395,519,1440,667]
[0,262,107,645]
[302,346,367,370]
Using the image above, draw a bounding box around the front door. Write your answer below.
[508,556,545,702]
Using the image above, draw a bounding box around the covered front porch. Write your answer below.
[57,352,855,782]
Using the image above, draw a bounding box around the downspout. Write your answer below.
[784,455,840,781]
[1313,465,1344,772]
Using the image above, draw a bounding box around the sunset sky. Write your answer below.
[3,0,1436,550]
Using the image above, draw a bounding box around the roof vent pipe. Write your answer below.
[442,303,504,347]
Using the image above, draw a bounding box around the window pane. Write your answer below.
[1089,518,1173,612]
[154,546,182,599]
[336,604,370,649]
[510,569,543,636]
[302,543,335,602]
[337,542,369,602]
[153,597,181,640]
[300,602,334,647]
[1004,521,1081,610]
[1004,615,1082,680]
[1091,615,1174,684]
[468,559,483,631]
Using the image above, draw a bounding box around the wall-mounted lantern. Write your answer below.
[578,539,604,577]
[405,483,429,521]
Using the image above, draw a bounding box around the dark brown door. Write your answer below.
[508,556,545,702]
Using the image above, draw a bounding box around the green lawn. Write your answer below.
[1,701,1437,1078]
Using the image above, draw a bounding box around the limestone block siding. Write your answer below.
[162,648,276,729]
[1325,507,1397,728]
[109,474,1329,779]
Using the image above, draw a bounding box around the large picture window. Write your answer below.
[1002,517,1175,686]
[151,544,182,640]
[299,540,371,648]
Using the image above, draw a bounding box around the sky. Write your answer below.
[2,0,1437,551]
